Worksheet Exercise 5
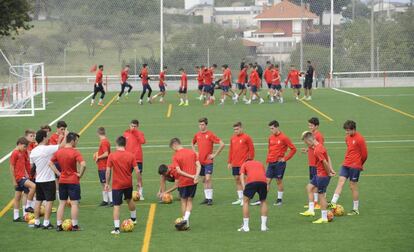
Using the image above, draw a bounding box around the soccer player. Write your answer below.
[169,138,201,230]
[219,64,233,105]
[10,137,36,222]
[25,129,37,153]
[117,65,132,102]
[91,65,105,106]
[22,129,36,214]
[238,159,269,232]
[263,63,273,97]
[157,164,178,201]
[330,120,368,215]
[49,121,67,145]
[51,132,86,231]
[30,130,66,229]
[266,120,297,206]
[151,66,168,103]
[303,60,314,100]
[270,64,283,103]
[123,119,146,199]
[202,64,216,106]
[300,131,335,224]
[105,136,140,235]
[191,118,225,205]
[246,64,264,104]
[234,64,248,103]
[285,65,302,100]
[196,66,204,100]
[228,122,255,205]
[302,117,324,210]
[178,68,189,106]
[139,63,152,105]
[94,127,112,206]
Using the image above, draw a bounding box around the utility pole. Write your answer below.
[300,0,304,72]
[370,0,375,77]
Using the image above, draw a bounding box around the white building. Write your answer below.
[185,0,214,10]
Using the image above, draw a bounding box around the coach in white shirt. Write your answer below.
[30,129,66,229]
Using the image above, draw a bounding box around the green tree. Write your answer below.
[0,0,32,37]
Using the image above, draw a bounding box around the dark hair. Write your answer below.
[222,64,228,69]
[97,127,105,135]
[40,125,52,132]
[35,130,48,144]
[131,119,139,126]
[195,66,199,69]
[266,60,271,64]
[343,120,356,130]
[212,64,217,68]
[163,66,168,70]
[143,63,148,68]
[198,117,208,125]
[307,60,311,64]
[66,132,80,143]
[308,117,320,126]
[116,136,126,147]
[268,120,279,128]
[233,121,242,128]
[200,65,205,68]
[57,120,67,129]
[125,64,130,68]
[158,164,169,175]
[179,68,184,72]
[301,131,313,141]
[16,137,29,146]
[99,65,104,69]
[248,63,253,67]
[169,137,181,147]
[25,129,35,136]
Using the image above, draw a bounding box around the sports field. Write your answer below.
[0,87,413,251]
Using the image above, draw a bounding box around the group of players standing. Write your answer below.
[89,60,316,107]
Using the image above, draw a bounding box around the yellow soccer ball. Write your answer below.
[162,193,173,204]
[175,217,183,225]
[62,219,73,231]
[24,213,35,222]
[120,219,135,232]
[333,204,345,216]
[132,191,140,202]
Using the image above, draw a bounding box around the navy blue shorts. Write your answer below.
[266,83,271,89]
[251,86,258,93]
[59,183,81,201]
[199,164,214,176]
[309,166,317,181]
[15,178,29,193]
[237,83,246,90]
[98,170,106,183]
[232,167,240,176]
[142,84,152,93]
[266,162,286,179]
[310,176,330,194]
[203,85,212,93]
[178,184,197,199]
[271,84,282,91]
[244,182,267,201]
[112,187,133,205]
[221,85,230,92]
[159,85,166,92]
[198,85,203,91]
[178,87,187,94]
[292,84,302,89]
[339,166,361,182]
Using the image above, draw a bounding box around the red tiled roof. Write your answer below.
[253,27,285,34]
[242,39,261,47]
[255,0,318,20]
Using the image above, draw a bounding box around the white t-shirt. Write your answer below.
[30,145,59,183]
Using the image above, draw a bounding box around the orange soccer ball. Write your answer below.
[24,213,35,222]
[62,219,72,231]
[162,193,173,204]
[120,219,135,232]
[327,210,334,222]
[132,191,140,202]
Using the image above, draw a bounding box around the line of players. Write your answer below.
[9,116,367,233]
[90,60,315,107]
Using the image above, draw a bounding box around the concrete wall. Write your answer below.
[333,77,414,88]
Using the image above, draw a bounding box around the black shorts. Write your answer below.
[59,183,81,201]
[178,184,197,199]
[244,182,267,201]
[35,181,56,201]
[94,83,104,93]
[304,79,313,89]
[179,87,187,94]
[112,187,133,205]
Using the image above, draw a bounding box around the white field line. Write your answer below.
[0,93,93,164]
[76,139,414,150]
[365,94,414,97]
[332,88,360,97]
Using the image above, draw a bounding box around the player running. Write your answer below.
[170,138,201,231]
[51,132,86,231]
[117,65,132,102]
[300,131,336,224]
[270,64,283,103]
[139,64,152,105]
[105,136,140,235]
[303,60,314,100]
[123,119,146,200]
[91,65,105,106]
[330,120,368,215]
[234,64,248,103]
[94,127,112,206]
[228,122,255,206]
[191,118,225,206]
[238,159,269,232]
[246,64,264,104]
[196,66,204,100]
[151,66,168,103]
[178,68,189,106]
[265,120,296,206]
[285,65,302,101]
[219,64,233,105]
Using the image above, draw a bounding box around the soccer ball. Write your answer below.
[120,219,135,232]
[333,204,345,216]
[27,219,35,225]
[40,205,45,216]
[162,193,173,204]
[24,213,35,222]
[327,210,334,222]
[62,219,72,231]
[132,191,140,201]
[175,217,183,225]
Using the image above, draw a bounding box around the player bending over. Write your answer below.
[178,68,189,106]
[157,164,178,201]
[91,65,105,106]
[300,131,335,224]
[151,66,168,103]
[117,65,132,102]
[105,136,140,234]
[94,127,112,206]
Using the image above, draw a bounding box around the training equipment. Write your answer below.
[62,219,72,231]
[39,205,45,216]
[24,213,35,222]
[327,211,334,222]
[162,193,173,204]
[120,219,135,232]
[333,204,345,216]
[132,191,140,201]
[175,217,183,225]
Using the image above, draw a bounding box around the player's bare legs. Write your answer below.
[56,199,65,226]
[331,176,347,205]
[349,181,360,214]
[12,191,22,221]
[233,175,243,205]
[276,178,284,205]
[260,200,268,231]
[238,196,250,232]
[70,200,79,228]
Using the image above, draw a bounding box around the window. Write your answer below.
[292,20,301,33]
